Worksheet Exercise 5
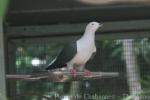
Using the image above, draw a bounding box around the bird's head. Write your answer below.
[85,21,102,32]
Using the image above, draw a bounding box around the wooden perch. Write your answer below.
[6,70,119,82]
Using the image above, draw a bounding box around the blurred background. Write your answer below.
[1,0,150,100]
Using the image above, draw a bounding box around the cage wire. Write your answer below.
[6,38,150,100]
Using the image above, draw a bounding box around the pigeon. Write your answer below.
[46,21,102,77]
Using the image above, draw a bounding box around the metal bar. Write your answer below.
[7,1,150,26]
[8,5,150,14]
[5,19,150,39]
[0,17,7,100]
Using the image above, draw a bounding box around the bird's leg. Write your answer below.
[84,69,92,77]
[77,65,92,77]
[70,67,77,78]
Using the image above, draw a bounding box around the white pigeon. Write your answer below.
[46,22,102,77]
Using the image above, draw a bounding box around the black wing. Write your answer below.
[46,41,77,70]
[90,52,96,60]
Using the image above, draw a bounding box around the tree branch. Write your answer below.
[6,70,119,82]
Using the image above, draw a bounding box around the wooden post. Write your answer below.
[123,39,142,100]
[0,17,7,100]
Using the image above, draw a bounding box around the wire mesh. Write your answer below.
[6,38,150,100]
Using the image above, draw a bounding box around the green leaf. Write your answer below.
[122,95,132,100]
[111,47,122,57]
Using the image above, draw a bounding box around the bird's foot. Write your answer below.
[70,68,77,78]
[84,69,92,77]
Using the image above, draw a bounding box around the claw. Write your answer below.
[70,68,77,78]
[84,69,92,77]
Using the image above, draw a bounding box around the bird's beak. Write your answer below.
[99,23,103,28]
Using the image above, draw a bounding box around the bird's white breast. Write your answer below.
[70,39,96,65]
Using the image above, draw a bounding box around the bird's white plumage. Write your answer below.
[66,22,102,71]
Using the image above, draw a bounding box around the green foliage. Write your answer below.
[122,96,132,100]
[140,76,150,100]
[13,40,67,99]
[0,0,8,17]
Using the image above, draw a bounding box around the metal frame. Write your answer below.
[4,1,150,98]
[6,2,150,26]
[5,19,150,99]
[0,17,7,100]
[6,19,150,40]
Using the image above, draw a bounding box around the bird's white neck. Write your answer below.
[80,30,95,42]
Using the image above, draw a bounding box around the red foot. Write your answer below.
[84,69,92,77]
[70,68,77,78]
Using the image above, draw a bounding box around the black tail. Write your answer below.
[45,67,50,70]
[45,63,56,70]
[46,63,66,70]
